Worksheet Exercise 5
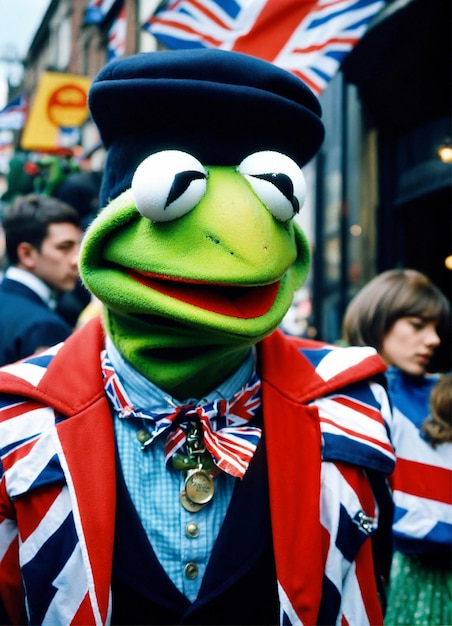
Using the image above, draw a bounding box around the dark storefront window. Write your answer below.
[310,74,378,344]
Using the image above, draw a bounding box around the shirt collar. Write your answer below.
[5,266,56,307]
[105,335,256,413]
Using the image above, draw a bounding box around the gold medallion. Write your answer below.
[185,469,215,504]
[179,490,205,513]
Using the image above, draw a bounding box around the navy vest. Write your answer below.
[111,437,280,624]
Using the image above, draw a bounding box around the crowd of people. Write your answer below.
[0,49,450,625]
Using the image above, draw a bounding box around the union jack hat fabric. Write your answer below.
[88,49,325,209]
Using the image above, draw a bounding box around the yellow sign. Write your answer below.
[21,72,91,152]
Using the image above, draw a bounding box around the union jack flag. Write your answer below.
[386,370,452,552]
[144,0,384,94]
[0,94,28,131]
[108,4,127,60]
[301,345,396,472]
[84,0,119,24]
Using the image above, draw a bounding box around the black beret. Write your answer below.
[88,49,324,208]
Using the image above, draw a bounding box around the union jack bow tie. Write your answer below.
[101,350,262,478]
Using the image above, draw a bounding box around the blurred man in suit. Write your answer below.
[0,193,81,365]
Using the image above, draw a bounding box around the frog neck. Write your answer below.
[104,308,254,401]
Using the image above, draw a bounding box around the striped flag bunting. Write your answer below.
[0,94,28,131]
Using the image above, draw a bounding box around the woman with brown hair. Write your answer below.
[342,268,451,625]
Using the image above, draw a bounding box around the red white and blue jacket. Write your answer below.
[0,318,395,625]
[386,368,452,555]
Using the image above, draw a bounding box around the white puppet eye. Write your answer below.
[131,150,208,222]
[237,151,306,222]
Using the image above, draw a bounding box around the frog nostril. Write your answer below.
[207,235,221,245]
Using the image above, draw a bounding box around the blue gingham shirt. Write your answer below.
[107,337,255,601]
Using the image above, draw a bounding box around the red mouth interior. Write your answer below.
[127,269,280,318]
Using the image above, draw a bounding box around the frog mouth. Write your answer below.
[128,269,281,318]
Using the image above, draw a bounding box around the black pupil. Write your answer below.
[254,172,299,214]
[165,170,206,208]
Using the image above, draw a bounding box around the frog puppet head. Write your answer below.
[80,49,324,400]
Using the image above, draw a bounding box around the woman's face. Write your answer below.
[381,316,441,376]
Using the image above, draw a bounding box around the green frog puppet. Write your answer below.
[0,49,395,626]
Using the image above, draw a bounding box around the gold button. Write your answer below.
[136,429,151,444]
[185,522,200,538]
[184,562,199,580]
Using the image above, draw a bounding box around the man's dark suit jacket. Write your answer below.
[0,277,73,366]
